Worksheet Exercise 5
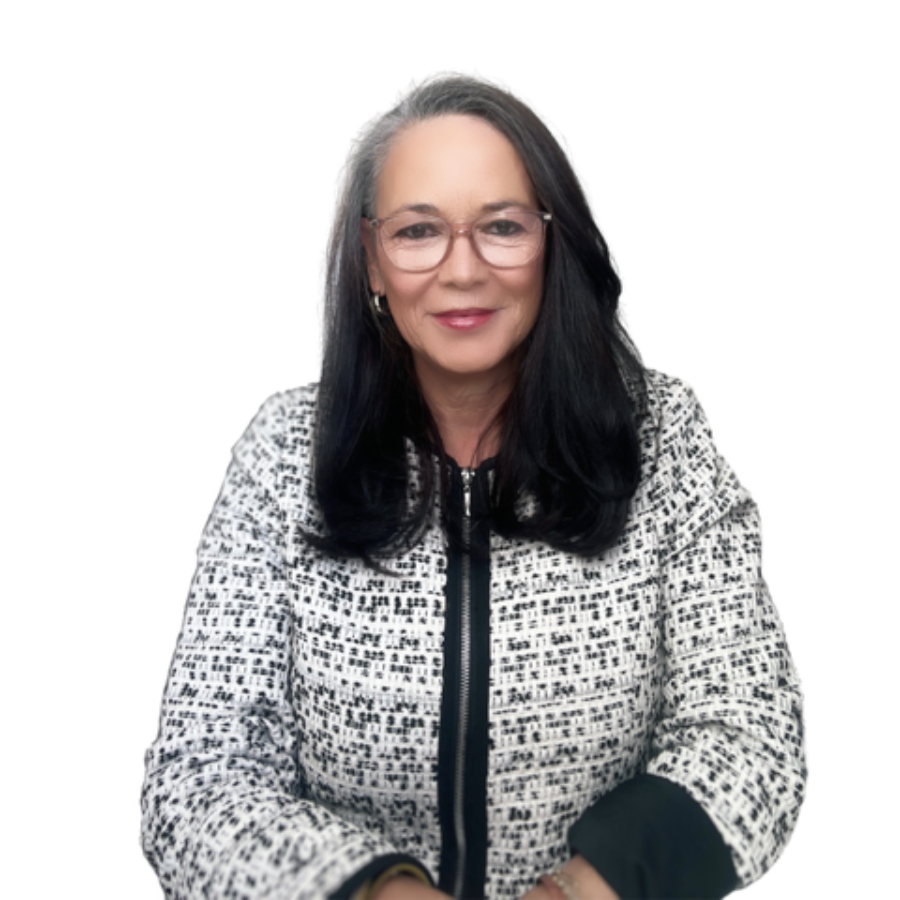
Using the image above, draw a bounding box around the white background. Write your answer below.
[2,2,897,897]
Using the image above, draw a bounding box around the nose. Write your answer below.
[439,226,487,286]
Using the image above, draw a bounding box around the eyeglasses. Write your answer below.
[367,208,552,272]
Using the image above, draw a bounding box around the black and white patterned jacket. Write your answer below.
[142,371,805,900]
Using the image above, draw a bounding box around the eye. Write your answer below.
[384,216,446,243]
[395,222,441,241]
[480,217,526,238]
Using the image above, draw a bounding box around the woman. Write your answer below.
[142,76,805,900]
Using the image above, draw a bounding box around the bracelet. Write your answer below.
[367,863,430,899]
[538,869,580,900]
[539,874,566,900]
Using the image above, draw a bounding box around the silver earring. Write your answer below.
[371,293,387,316]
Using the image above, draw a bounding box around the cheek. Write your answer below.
[382,275,432,346]
[384,273,430,316]
[509,268,544,325]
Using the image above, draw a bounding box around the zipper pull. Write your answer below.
[461,467,474,519]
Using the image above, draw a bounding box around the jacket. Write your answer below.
[141,371,806,899]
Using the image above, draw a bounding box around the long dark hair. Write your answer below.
[311,75,646,563]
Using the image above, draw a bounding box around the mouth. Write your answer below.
[432,308,497,330]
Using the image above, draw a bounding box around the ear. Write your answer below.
[360,219,386,294]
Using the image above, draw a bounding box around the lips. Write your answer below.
[433,308,496,330]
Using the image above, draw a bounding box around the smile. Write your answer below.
[432,309,497,330]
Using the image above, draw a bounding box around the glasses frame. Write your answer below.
[367,208,552,272]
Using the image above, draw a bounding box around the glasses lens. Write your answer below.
[379,213,449,271]
[474,210,545,267]
[377,209,547,271]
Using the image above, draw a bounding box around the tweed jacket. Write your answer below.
[141,371,806,900]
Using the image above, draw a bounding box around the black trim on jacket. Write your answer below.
[437,460,492,899]
[568,774,739,899]
[329,854,434,900]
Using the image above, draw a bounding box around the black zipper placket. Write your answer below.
[452,466,475,900]
[438,462,491,900]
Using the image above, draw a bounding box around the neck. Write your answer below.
[416,363,515,467]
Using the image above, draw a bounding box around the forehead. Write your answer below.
[375,115,536,217]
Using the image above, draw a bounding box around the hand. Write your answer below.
[369,875,453,900]
[519,855,620,900]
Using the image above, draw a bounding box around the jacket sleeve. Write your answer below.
[569,381,806,899]
[141,393,427,900]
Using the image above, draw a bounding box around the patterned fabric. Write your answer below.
[141,371,805,899]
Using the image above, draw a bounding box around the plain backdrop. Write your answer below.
[2,2,897,897]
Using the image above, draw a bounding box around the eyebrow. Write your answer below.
[385,199,532,217]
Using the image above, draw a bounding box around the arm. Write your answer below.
[141,393,430,899]
[564,382,806,899]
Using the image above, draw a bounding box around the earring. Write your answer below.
[371,293,387,316]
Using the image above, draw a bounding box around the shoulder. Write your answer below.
[224,385,323,526]
[640,369,701,429]
[237,383,320,451]
[638,370,751,554]
[639,368,719,472]
[228,385,320,491]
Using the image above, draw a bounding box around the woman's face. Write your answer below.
[365,115,545,392]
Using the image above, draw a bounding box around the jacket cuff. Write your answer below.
[329,854,432,900]
[567,774,738,900]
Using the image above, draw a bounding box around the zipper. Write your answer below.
[452,466,474,900]
[438,462,489,898]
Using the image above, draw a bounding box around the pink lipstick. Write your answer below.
[433,309,496,330]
